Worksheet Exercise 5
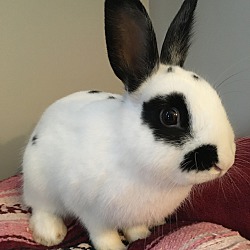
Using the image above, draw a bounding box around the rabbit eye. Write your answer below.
[160,108,179,127]
[142,93,191,146]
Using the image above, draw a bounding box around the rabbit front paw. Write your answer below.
[91,230,126,250]
[124,225,151,242]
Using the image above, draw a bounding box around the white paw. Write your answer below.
[91,230,126,250]
[29,211,67,246]
[124,225,151,242]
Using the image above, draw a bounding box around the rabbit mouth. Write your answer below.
[209,165,224,177]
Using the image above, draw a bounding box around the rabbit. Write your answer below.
[22,0,236,250]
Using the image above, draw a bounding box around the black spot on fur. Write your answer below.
[108,96,116,99]
[31,135,38,145]
[180,144,218,172]
[167,67,173,73]
[193,74,199,80]
[141,93,192,146]
[88,90,101,94]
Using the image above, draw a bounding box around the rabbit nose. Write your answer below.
[180,144,218,172]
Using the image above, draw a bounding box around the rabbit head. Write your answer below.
[105,0,236,186]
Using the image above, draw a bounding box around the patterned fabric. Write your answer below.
[146,223,250,250]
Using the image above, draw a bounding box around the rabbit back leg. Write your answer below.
[23,149,68,246]
[24,180,67,246]
[29,209,67,246]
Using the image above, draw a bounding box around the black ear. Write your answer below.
[160,0,198,67]
[105,0,159,92]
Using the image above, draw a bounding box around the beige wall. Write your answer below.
[0,0,149,180]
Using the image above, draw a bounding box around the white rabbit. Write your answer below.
[22,0,236,249]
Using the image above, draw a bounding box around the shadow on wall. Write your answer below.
[0,134,28,181]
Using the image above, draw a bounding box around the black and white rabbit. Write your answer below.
[22,0,236,249]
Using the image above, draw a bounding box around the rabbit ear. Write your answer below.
[105,0,159,92]
[160,0,198,67]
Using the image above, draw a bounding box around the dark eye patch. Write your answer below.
[141,93,192,146]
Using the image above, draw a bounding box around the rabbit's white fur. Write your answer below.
[23,65,235,250]
[22,0,236,249]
